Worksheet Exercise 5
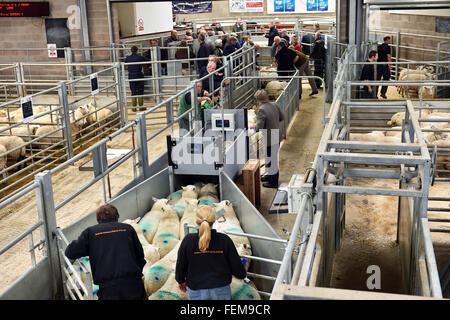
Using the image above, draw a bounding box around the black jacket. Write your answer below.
[175,229,246,290]
[124,53,149,79]
[197,42,210,73]
[265,26,280,47]
[223,42,236,56]
[65,220,146,286]
[310,39,326,61]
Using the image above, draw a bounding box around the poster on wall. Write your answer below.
[268,0,334,14]
[172,1,212,14]
[230,0,263,13]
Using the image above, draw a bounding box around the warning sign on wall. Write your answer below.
[137,18,144,32]
[47,43,57,58]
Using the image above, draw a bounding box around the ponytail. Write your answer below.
[195,205,216,252]
[198,220,212,252]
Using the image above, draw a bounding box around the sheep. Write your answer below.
[152,205,180,258]
[387,109,433,127]
[167,189,183,205]
[143,245,161,277]
[0,136,26,163]
[75,256,99,300]
[199,183,218,197]
[0,125,39,142]
[198,183,219,207]
[247,109,257,127]
[34,125,63,149]
[148,272,187,300]
[144,240,181,296]
[179,199,200,238]
[349,131,401,143]
[398,68,432,81]
[85,104,113,126]
[122,217,151,248]
[259,67,278,86]
[230,276,261,300]
[397,73,435,98]
[139,198,170,243]
[181,184,199,199]
[214,200,239,222]
[73,104,91,132]
[265,80,288,99]
[236,243,252,271]
[0,144,7,179]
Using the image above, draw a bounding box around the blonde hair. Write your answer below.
[196,205,216,252]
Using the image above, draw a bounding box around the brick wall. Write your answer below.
[0,0,120,80]
[370,11,450,62]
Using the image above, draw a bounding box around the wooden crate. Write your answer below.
[238,159,261,207]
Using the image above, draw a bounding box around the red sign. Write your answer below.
[247,2,263,7]
[0,2,49,17]
[138,18,144,32]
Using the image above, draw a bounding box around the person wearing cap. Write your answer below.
[281,29,290,44]
[175,205,246,300]
[274,38,298,79]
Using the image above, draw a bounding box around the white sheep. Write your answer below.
[143,245,161,277]
[144,240,181,296]
[199,183,218,197]
[122,217,150,248]
[152,205,180,258]
[139,198,170,243]
[0,144,7,179]
[167,189,183,205]
[230,276,261,300]
[265,80,288,99]
[85,104,113,126]
[198,183,219,207]
[73,104,91,132]
[148,272,188,300]
[349,131,401,143]
[397,73,435,98]
[34,125,63,149]
[181,185,199,199]
[0,136,26,162]
[387,109,433,127]
[179,199,200,238]
[0,125,39,142]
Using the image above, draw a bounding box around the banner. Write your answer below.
[230,0,263,13]
[172,1,212,14]
[268,0,334,14]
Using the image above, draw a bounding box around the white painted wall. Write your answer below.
[135,2,173,35]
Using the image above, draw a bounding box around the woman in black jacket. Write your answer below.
[175,205,246,300]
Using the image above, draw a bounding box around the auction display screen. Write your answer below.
[0,2,50,17]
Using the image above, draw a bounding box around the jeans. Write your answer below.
[187,284,232,300]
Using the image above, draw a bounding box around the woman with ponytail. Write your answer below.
[175,205,246,300]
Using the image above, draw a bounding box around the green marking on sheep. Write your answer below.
[155,233,179,244]
[168,191,182,200]
[226,227,243,233]
[199,199,214,206]
[174,205,186,218]
[148,265,169,282]
[139,222,155,235]
[232,284,256,300]
[155,290,184,300]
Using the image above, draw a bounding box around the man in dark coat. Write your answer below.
[274,39,298,79]
[265,22,280,47]
[309,32,326,88]
[360,50,378,99]
[223,36,237,56]
[197,33,210,75]
[65,204,146,300]
[124,46,149,111]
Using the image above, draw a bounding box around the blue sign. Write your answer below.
[172,1,212,14]
[318,0,328,11]
[285,0,295,12]
[307,0,318,11]
[274,0,285,12]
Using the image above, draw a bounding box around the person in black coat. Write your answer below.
[197,33,210,76]
[124,46,150,111]
[265,22,280,47]
[274,39,298,79]
[175,205,246,300]
[309,32,327,88]
[360,50,378,99]
[65,204,146,300]
[223,36,237,56]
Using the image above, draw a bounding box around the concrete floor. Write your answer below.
[257,83,329,240]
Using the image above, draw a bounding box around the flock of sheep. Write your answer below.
[396,66,436,98]
[76,182,260,300]
[350,107,450,169]
[0,103,113,178]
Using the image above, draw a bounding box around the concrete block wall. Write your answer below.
[0,0,120,82]
[370,11,450,62]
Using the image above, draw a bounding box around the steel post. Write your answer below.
[58,82,74,160]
